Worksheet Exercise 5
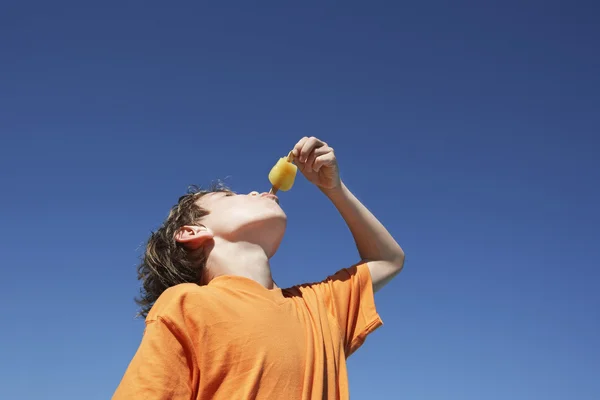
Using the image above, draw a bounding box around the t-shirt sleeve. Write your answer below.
[314,262,383,357]
[113,317,197,399]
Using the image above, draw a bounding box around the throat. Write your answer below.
[204,239,275,289]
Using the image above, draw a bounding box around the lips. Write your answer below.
[261,193,279,204]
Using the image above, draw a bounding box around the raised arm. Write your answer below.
[321,182,404,292]
[292,137,405,292]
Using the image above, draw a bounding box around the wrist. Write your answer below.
[319,180,346,199]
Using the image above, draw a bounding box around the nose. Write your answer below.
[249,191,259,196]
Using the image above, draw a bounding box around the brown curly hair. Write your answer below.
[135,183,231,318]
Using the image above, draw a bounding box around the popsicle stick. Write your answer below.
[269,186,279,195]
[286,150,295,162]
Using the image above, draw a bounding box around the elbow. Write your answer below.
[396,252,405,271]
[389,249,405,271]
[394,246,404,270]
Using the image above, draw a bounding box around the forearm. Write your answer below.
[321,181,405,265]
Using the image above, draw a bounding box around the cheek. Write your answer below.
[233,203,284,226]
[207,205,256,230]
[205,200,285,234]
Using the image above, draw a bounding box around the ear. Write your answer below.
[174,225,214,250]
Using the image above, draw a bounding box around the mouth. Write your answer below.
[262,193,279,204]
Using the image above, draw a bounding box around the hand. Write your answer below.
[292,136,341,190]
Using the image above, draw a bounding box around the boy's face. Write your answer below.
[196,190,287,256]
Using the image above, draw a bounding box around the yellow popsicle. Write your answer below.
[268,151,297,193]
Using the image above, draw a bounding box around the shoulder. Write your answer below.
[294,262,371,288]
[326,262,371,282]
[146,283,209,323]
[284,262,372,299]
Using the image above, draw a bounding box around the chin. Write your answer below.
[234,212,287,256]
[255,213,286,256]
[263,218,287,257]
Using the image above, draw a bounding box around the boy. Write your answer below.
[113,136,405,399]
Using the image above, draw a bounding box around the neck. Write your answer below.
[203,238,276,289]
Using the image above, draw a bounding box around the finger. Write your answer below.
[305,145,331,172]
[292,137,309,159]
[299,137,325,163]
[313,151,336,173]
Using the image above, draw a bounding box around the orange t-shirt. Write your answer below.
[113,263,383,399]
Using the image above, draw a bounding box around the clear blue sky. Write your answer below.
[1,1,599,399]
